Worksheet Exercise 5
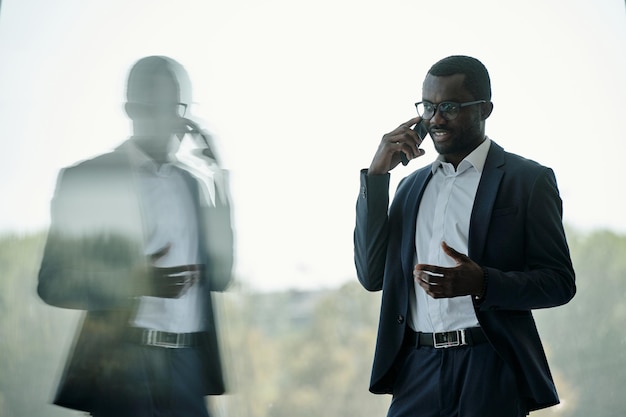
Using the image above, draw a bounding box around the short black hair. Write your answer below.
[428,55,491,101]
[126,56,192,104]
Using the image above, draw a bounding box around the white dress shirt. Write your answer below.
[409,137,491,333]
[123,139,206,333]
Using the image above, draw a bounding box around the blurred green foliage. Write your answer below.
[1,228,624,416]
[0,233,83,417]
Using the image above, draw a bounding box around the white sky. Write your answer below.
[0,0,624,292]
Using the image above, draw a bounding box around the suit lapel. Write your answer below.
[469,142,505,262]
[401,168,433,280]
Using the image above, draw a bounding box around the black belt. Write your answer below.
[127,327,201,349]
[405,327,488,349]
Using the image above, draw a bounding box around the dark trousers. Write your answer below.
[90,343,210,417]
[387,342,527,417]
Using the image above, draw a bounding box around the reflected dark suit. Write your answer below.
[354,141,575,412]
[38,140,234,412]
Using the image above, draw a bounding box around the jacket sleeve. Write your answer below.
[354,170,391,292]
[477,167,576,311]
[37,167,148,311]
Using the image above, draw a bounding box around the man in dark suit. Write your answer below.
[354,55,575,416]
[38,56,234,417]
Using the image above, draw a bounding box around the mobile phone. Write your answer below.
[182,117,218,161]
[400,121,428,166]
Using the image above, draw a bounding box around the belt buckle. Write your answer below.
[433,329,467,348]
[144,329,184,349]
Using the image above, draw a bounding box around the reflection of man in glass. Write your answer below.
[38,56,234,417]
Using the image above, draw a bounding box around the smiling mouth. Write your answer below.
[431,129,451,140]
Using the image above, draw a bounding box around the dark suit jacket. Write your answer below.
[38,140,234,411]
[354,141,575,412]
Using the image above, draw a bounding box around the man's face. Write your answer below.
[421,73,486,164]
[131,72,186,138]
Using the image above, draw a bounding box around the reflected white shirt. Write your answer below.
[409,137,491,333]
[124,139,206,333]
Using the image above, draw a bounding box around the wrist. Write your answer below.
[367,166,387,176]
[474,267,488,301]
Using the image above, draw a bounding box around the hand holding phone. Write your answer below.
[400,121,428,166]
[369,117,426,175]
[182,117,220,162]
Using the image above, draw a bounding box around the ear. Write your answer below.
[481,101,494,120]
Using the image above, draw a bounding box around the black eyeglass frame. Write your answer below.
[414,100,486,121]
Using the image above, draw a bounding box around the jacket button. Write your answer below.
[397,315,404,324]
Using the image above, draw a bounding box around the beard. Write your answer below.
[429,117,485,159]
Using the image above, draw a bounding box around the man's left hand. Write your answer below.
[414,242,484,299]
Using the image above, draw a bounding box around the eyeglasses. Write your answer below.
[175,103,188,117]
[131,102,188,117]
[414,100,486,121]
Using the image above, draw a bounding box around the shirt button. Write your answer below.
[397,315,404,324]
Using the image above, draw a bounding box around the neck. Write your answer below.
[132,134,175,165]
[443,135,486,170]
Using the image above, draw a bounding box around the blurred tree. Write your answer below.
[0,233,82,417]
[533,228,626,416]
[266,283,389,417]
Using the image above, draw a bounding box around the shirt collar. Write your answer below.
[430,136,492,175]
[120,137,179,174]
